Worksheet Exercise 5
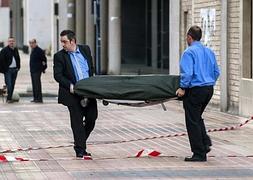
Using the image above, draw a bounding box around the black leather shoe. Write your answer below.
[76,150,92,158]
[184,155,207,162]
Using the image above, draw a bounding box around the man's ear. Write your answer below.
[187,35,193,41]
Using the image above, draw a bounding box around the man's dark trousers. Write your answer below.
[183,86,213,157]
[67,98,97,153]
[4,68,18,100]
[31,71,42,101]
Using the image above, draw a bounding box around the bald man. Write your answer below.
[29,39,47,103]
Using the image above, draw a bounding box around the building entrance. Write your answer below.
[121,0,169,74]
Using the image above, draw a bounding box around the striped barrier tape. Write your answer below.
[91,116,253,144]
[0,155,92,163]
[1,153,253,163]
[0,144,73,154]
[135,149,161,157]
[0,149,160,162]
[0,116,252,154]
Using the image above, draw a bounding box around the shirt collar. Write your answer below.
[68,47,80,54]
[190,41,201,46]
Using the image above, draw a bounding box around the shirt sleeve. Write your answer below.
[180,51,194,88]
[213,53,220,81]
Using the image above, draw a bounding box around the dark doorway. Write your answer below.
[121,0,170,74]
[121,0,146,65]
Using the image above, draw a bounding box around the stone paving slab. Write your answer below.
[0,98,252,179]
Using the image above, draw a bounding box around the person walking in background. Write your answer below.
[176,26,220,162]
[53,30,97,158]
[0,37,21,103]
[29,39,47,103]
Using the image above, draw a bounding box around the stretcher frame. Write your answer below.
[101,97,179,111]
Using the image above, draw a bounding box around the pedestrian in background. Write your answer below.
[29,39,47,103]
[53,30,97,158]
[0,37,21,103]
[176,25,220,162]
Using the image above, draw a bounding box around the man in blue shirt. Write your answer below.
[53,30,97,159]
[176,26,220,162]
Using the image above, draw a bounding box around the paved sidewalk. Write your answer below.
[0,52,253,179]
[0,98,253,179]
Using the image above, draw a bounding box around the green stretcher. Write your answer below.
[74,75,179,110]
[74,75,180,100]
[74,75,180,109]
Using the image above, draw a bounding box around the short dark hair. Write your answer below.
[60,30,76,42]
[187,26,202,41]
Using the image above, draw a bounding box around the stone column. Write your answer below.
[67,0,75,31]
[108,0,121,75]
[169,0,180,75]
[10,0,23,48]
[85,0,95,57]
[151,0,158,69]
[100,0,108,74]
[75,0,85,44]
[220,0,228,112]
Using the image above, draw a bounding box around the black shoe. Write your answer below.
[184,155,207,162]
[75,150,91,158]
[35,100,43,103]
[31,99,43,103]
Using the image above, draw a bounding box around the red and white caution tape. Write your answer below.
[0,116,252,154]
[0,149,159,163]
[0,144,73,154]
[92,116,253,144]
[135,149,161,157]
[207,117,253,132]
[0,155,92,163]
[0,155,29,162]
[1,153,253,163]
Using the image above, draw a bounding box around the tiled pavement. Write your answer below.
[0,52,253,179]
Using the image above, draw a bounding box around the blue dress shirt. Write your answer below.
[69,47,89,81]
[179,41,220,88]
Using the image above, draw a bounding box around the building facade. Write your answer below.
[22,0,53,52]
[75,0,253,116]
[8,0,253,116]
[0,0,10,47]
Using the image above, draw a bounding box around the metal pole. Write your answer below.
[95,0,101,74]
[220,0,228,112]
[108,0,121,74]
